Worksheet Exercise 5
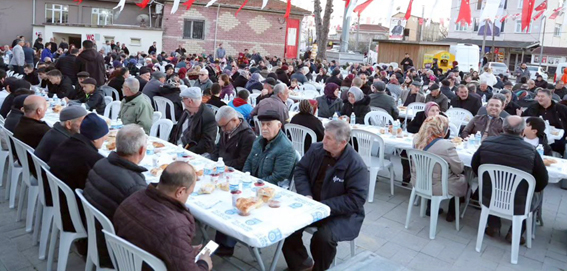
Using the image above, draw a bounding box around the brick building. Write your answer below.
[162,0,310,59]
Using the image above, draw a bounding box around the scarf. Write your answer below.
[232,97,247,107]
[125,91,142,103]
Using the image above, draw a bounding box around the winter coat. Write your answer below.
[55,54,78,84]
[35,122,72,163]
[23,46,35,65]
[75,48,106,86]
[250,95,289,123]
[40,48,53,62]
[369,92,399,119]
[170,104,217,155]
[211,119,256,171]
[119,93,154,134]
[9,45,24,67]
[48,75,75,98]
[14,116,50,149]
[220,84,235,100]
[522,101,567,133]
[294,143,369,241]
[4,108,23,132]
[228,99,253,121]
[142,79,163,102]
[325,75,342,87]
[108,76,125,100]
[514,67,531,83]
[425,93,449,112]
[316,96,343,119]
[155,84,184,121]
[451,95,482,115]
[290,112,324,153]
[276,70,291,86]
[407,112,449,134]
[75,88,106,115]
[232,75,248,89]
[243,130,297,185]
[291,72,308,84]
[340,96,371,124]
[193,79,213,93]
[207,96,227,109]
[401,89,426,105]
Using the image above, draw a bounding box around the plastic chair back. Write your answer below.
[44,166,86,234]
[364,111,394,127]
[407,149,450,197]
[104,96,113,108]
[76,189,116,269]
[102,230,167,271]
[152,111,162,124]
[253,116,261,136]
[370,106,387,112]
[407,102,426,118]
[101,86,120,101]
[301,84,317,92]
[142,94,152,106]
[28,150,49,207]
[153,96,176,123]
[150,119,174,141]
[284,124,316,157]
[302,90,320,99]
[446,107,474,127]
[286,99,294,109]
[449,123,459,139]
[236,87,248,93]
[0,126,16,165]
[207,104,220,115]
[103,101,122,121]
[478,164,536,217]
[290,103,300,112]
[351,129,384,168]
[12,137,33,186]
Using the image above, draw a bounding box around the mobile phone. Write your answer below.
[195,241,219,262]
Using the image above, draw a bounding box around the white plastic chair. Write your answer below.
[350,129,394,201]
[102,229,167,271]
[249,93,260,105]
[289,102,300,113]
[76,189,116,271]
[286,98,294,109]
[364,111,394,127]
[236,87,248,94]
[449,123,459,139]
[153,96,177,123]
[101,86,120,101]
[3,129,24,209]
[142,94,152,106]
[104,96,113,108]
[0,119,10,188]
[103,101,122,121]
[45,167,88,271]
[12,138,38,233]
[150,119,174,141]
[404,102,426,124]
[305,227,355,267]
[475,164,534,264]
[404,149,460,239]
[152,111,162,124]
[207,104,220,115]
[370,106,386,112]
[284,124,317,157]
[301,84,317,92]
[302,90,320,99]
[28,150,52,260]
[446,107,474,128]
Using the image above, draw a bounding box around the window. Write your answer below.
[92,8,113,26]
[183,20,205,39]
[45,4,69,24]
[477,0,484,10]
[555,24,561,36]
[515,20,531,33]
[455,22,469,31]
[130,38,141,46]
[518,0,523,8]
[474,18,480,32]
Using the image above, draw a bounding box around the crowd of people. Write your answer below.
[0,34,565,271]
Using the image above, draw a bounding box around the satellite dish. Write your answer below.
[137,14,150,27]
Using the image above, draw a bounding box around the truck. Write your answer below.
[449,43,480,73]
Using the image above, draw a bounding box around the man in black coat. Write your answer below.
[0,78,32,118]
[35,106,87,162]
[45,69,75,98]
[75,40,105,87]
[4,94,28,132]
[283,120,369,271]
[440,79,456,100]
[471,116,547,244]
[84,124,148,268]
[451,85,482,115]
[14,95,50,148]
[55,48,79,84]
[400,53,414,72]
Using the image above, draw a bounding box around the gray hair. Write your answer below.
[537,87,552,96]
[479,80,487,85]
[502,116,525,135]
[273,83,288,95]
[124,77,140,93]
[491,93,506,105]
[116,124,147,156]
[215,106,238,123]
[324,120,351,142]
[466,83,476,93]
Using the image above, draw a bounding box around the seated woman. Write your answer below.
[340,87,370,124]
[411,115,467,222]
[407,102,448,134]
[524,117,553,156]
[290,99,324,153]
[316,83,343,119]
[219,74,235,100]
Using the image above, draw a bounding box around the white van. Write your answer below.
[450,43,480,73]
[555,63,567,83]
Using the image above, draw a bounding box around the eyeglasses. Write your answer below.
[218,118,234,130]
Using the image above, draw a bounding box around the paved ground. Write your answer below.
[0,177,566,271]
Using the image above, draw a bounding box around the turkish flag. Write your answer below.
[521,0,536,32]
[419,18,424,25]
[549,7,562,19]
[235,0,249,16]
[182,0,197,10]
[344,0,351,8]
[456,0,472,25]
[284,0,291,18]
[136,0,150,9]
[533,10,545,21]
[405,0,414,20]
[353,0,374,17]
[534,0,547,11]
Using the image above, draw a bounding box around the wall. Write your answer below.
[36,0,141,26]
[0,0,33,47]
[162,3,301,58]
[377,42,450,69]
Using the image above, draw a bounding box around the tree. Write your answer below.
[313,0,333,61]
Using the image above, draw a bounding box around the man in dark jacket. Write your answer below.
[170,87,217,154]
[400,53,414,72]
[250,83,290,124]
[451,85,482,115]
[0,79,31,118]
[55,48,79,84]
[368,81,398,119]
[136,66,151,91]
[14,95,50,148]
[35,106,87,162]
[256,78,276,104]
[113,162,212,271]
[75,40,105,87]
[69,78,106,114]
[142,71,166,103]
[325,69,342,86]
[22,64,40,86]
[4,94,28,132]
[23,42,35,65]
[84,124,148,268]
[46,69,75,98]
[440,79,456,100]
[471,116,548,244]
[283,120,369,271]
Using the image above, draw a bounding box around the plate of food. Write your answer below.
[236,197,264,216]
[451,137,463,146]
[199,182,216,194]
[150,164,169,176]
[257,187,276,203]
[52,105,63,113]
[543,158,558,167]
[152,141,166,149]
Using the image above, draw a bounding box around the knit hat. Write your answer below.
[262,77,277,87]
[281,65,289,71]
[411,79,423,87]
[139,66,151,75]
[348,87,364,102]
[424,102,439,117]
[77,71,90,78]
[128,59,137,65]
[331,69,341,76]
[429,83,440,92]
[82,78,97,86]
[372,81,386,92]
[324,83,340,98]
[180,87,202,100]
[80,113,109,141]
[60,105,88,122]
[13,95,29,110]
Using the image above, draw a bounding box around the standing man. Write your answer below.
[9,39,25,75]
[400,53,413,72]
[75,40,105,87]
[23,42,35,66]
[41,43,53,63]
[119,77,153,134]
[148,41,157,55]
[55,48,79,84]
[216,43,226,60]
[514,63,531,83]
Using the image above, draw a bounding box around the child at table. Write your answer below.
[523,117,553,156]
[65,77,106,115]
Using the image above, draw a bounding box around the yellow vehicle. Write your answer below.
[423,51,455,73]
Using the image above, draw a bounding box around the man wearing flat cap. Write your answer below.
[401,79,425,106]
[425,83,449,112]
[170,87,217,155]
[369,81,399,119]
[68,77,106,114]
[256,77,276,104]
[142,71,167,102]
[243,110,297,185]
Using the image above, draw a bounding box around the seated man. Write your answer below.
[425,83,449,112]
[35,106,87,162]
[472,116,548,244]
[4,94,29,132]
[283,120,369,271]
[228,89,254,121]
[22,64,39,85]
[170,87,216,154]
[45,69,74,98]
[500,89,522,116]
[113,162,212,271]
[68,77,106,114]
[368,81,398,119]
[14,95,50,148]
[119,77,153,134]
[256,77,276,104]
[250,83,290,123]
[243,110,297,185]
[84,124,148,268]
[193,69,213,92]
[451,84,482,115]
[461,96,504,139]
[475,93,510,118]
[401,80,425,106]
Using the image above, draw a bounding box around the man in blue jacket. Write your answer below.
[283,120,369,271]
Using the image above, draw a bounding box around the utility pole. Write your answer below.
[480,19,488,66]
[491,20,496,61]
[539,15,547,68]
[419,5,424,42]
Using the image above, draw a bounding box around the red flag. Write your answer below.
[353,0,374,17]
[500,14,509,23]
[404,0,414,20]
[549,7,562,19]
[344,0,350,8]
[534,0,547,11]
[440,18,445,27]
[419,18,424,25]
[136,0,150,9]
[73,0,83,3]
[284,0,291,19]
[456,0,472,25]
[521,0,536,32]
[533,10,545,20]
[235,0,249,16]
[182,0,197,10]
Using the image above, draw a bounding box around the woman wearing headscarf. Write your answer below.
[219,74,235,99]
[290,99,325,153]
[411,115,467,222]
[406,102,448,134]
[178,67,191,86]
[340,87,370,124]
[316,83,343,119]
[245,73,263,92]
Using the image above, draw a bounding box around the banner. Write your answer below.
[389,18,406,40]
[478,0,506,37]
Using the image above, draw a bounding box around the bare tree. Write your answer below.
[313,0,334,61]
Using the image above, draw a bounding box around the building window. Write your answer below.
[477,0,484,10]
[92,8,113,26]
[45,4,69,24]
[455,22,468,31]
[130,38,141,46]
[183,20,205,40]
[515,20,531,33]
[555,24,562,36]
[518,0,523,8]
[474,18,480,32]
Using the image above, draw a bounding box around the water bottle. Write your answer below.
[481,95,486,103]
[332,112,339,121]
[216,157,225,176]
[242,172,253,196]
[398,98,403,106]
[229,93,234,101]
[223,95,229,104]
[204,163,215,176]
[475,131,482,146]
[536,144,544,157]
[350,112,356,125]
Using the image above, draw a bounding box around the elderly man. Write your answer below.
[84,124,148,268]
[194,69,213,92]
[522,88,567,154]
[472,116,548,244]
[369,81,398,119]
[136,67,151,91]
[291,66,309,84]
[4,94,29,132]
[14,95,50,148]
[113,162,212,271]
[554,80,567,100]
[142,71,166,102]
[283,120,369,271]
[256,77,277,104]
[46,69,75,98]
[119,77,153,134]
[475,93,510,118]
[243,110,296,185]
[451,84,482,115]
[170,87,216,154]
[401,80,425,106]
[461,96,504,139]
[35,106,87,162]
[9,39,25,74]
[250,83,290,123]
[425,83,449,112]
[478,80,493,101]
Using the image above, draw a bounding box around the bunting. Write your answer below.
[73,0,83,3]
[171,0,181,14]
[284,0,291,19]
[235,0,249,16]
[136,0,150,9]
[521,0,535,32]
[182,0,197,10]
[345,0,351,8]
[353,0,373,17]
[206,0,218,7]
[532,0,547,20]
[456,0,472,25]
[549,7,562,20]
[404,0,414,20]
[262,0,269,9]
[113,0,126,12]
